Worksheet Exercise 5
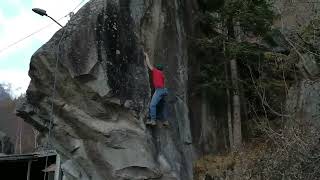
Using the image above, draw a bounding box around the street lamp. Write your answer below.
[32,8,63,27]
[32,7,65,180]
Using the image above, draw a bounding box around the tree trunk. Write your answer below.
[200,90,209,153]
[230,21,243,150]
[19,119,22,154]
[200,89,208,147]
[198,89,218,153]
[33,128,39,149]
[224,40,234,151]
[227,70,234,151]
[230,59,242,150]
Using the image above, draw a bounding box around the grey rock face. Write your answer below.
[287,80,320,126]
[282,1,320,127]
[17,0,193,180]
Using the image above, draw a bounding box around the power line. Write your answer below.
[0,24,52,54]
[0,2,147,55]
[71,0,86,13]
[0,16,67,55]
[0,0,88,55]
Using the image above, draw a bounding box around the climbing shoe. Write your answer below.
[146,119,156,126]
[163,121,169,127]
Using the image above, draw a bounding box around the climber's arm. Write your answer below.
[144,52,153,70]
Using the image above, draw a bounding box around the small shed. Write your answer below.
[0,150,61,180]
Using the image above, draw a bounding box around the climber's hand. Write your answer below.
[143,51,153,70]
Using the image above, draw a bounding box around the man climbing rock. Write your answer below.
[144,52,169,127]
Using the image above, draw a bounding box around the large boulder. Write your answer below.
[17,0,194,179]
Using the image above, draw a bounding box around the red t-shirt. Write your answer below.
[152,68,165,88]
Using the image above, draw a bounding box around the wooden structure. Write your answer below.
[0,151,61,180]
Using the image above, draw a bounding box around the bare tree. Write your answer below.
[32,128,39,149]
[230,22,242,150]
[224,40,234,150]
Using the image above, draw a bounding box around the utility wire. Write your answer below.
[0,2,146,55]
[0,15,67,55]
[0,0,89,55]
[4,1,317,55]
[0,23,53,54]
[71,0,86,12]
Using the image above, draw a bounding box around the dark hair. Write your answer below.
[156,64,164,71]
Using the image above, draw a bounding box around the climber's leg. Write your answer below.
[161,89,169,127]
[162,100,169,126]
[157,99,164,120]
[147,89,162,126]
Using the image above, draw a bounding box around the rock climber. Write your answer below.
[144,52,169,127]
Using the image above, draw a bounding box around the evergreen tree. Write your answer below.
[196,0,275,151]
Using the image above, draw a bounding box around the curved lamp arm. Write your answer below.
[32,8,63,27]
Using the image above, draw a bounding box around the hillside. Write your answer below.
[16,0,320,179]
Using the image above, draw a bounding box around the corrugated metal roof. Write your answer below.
[0,150,56,161]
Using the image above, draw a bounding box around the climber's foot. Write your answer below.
[146,119,156,126]
[162,121,169,127]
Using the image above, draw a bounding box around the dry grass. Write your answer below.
[194,119,320,180]
[194,139,269,180]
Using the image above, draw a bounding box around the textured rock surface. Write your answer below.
[274,0,319,30]
[283,1,320,126]
[17,0,194,179]
[287,80,320,124]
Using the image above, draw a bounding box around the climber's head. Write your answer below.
[155,64,164,71]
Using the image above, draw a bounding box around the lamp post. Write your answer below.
[32,8,63,27]
[32,7,65,180]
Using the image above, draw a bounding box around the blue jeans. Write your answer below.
[150,88,168,120]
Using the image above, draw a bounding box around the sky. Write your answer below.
[0,0,89,97]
